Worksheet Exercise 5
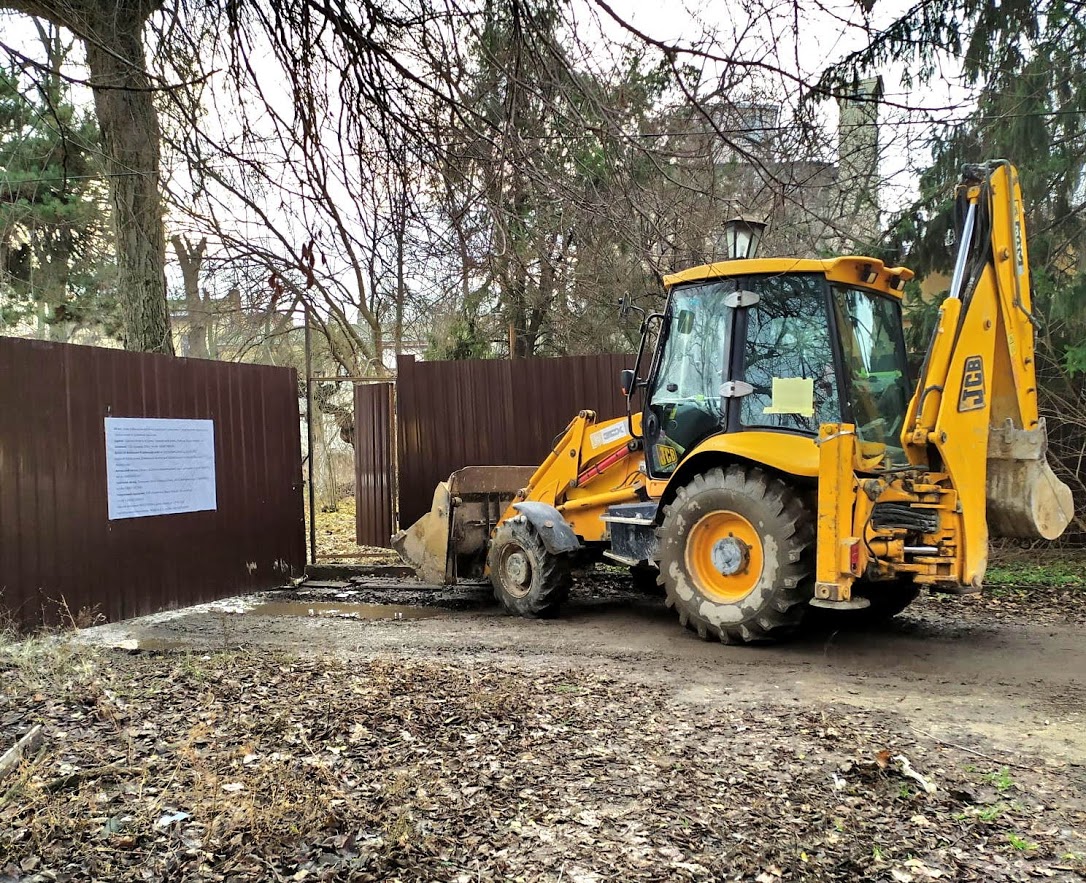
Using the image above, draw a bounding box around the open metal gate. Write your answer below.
[353,381,396,547]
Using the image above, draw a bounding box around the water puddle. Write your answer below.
[246,600,442,621]
[107,637,194,652]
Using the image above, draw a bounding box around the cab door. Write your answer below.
[643,279,738,477]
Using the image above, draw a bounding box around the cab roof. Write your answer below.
[662,256,915,298]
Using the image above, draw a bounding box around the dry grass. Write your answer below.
[306,495,400,564]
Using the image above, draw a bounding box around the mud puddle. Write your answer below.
[95,602,445,655]
[247,600,445,621]
[279,580,497,611]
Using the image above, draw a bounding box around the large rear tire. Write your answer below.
[658,465,814,644]
[488,521,571,618]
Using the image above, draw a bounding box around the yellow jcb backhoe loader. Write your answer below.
[394,160,1074,643]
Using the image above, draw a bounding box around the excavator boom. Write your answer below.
[814,161,1073,607]
[902,161,1073,543]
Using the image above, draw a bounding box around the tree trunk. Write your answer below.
[172,235,210,358]
[394,214,405,357]
[85,15,173,354]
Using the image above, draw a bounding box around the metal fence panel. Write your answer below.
[395,353,632,529]
[0,336,305,631]
[354,382,396,547]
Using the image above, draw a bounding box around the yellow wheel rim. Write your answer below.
[685,510,763,603]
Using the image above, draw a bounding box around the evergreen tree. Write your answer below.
[0,46,116,339]
[4,0,174,354]
[826,0,1086,374]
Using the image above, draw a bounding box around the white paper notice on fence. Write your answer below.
[104,418,217,520]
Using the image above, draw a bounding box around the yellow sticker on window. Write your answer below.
[762,377,815,417]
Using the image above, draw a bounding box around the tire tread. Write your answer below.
[488,522,571,618]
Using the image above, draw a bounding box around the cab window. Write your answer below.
[740,274,840,433]
[646,280,736,472]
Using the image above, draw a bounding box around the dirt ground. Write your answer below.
[3,571,1085,881]
[82,570,1086,762]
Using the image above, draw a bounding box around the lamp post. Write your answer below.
[719,216,768,260]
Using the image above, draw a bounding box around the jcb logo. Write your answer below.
[655,444,678,469]
[958,356,986,412]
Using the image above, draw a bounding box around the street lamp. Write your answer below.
[720,216,768,260]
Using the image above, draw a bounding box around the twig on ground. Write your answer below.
[45,763,144,793]
[909,726,1039,771]
[0,725,44,781]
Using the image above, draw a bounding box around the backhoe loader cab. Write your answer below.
[394,160,1074,644]
[635,261,914,482]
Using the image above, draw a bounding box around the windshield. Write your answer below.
[831,285,911,458]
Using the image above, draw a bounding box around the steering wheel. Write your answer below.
[857,378,907,446]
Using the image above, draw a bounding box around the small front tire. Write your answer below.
[488,521,571,617]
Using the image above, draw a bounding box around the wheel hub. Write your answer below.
[505,550,531,586]
[710,536,750,576]
[685,509,764,603]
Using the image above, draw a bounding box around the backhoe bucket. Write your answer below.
[986,419,1074,540]
[392,466,536,584]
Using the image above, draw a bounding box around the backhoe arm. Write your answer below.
[902,161,1073,556]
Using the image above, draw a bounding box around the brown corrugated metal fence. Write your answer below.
[395,353,632,530]
[354,381,396,547]
[0,336,305,631]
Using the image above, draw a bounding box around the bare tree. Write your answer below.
[2,0,943,361]
[171,234,208,357]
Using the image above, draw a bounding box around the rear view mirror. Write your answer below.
[619,369,636,396]
[676,309,695,334]
[618,294,646,322]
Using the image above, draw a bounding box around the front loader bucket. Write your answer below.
[392,481,454,584]
[392,466,537,584]
[986,419,1075,540]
